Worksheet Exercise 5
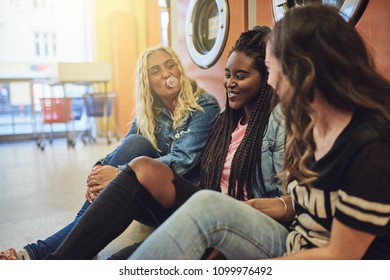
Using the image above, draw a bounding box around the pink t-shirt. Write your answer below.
[220,120,248,200]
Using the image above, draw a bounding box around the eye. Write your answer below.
[224,71,231,78]
[149,67,160,76]
[166,60,176,69]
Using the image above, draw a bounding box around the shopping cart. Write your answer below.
[71,97,84,121]
[82,92,115,145]
[36,97,82,150]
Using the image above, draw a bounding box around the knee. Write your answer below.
[128,156,155,183]
[190,190,240,216]
[122,134,146,148]
[186,190,225,211]
[129,157,177,208]
[129,156,154,168]
[121,135,157,156]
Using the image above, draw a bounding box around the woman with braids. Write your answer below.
[44,25,286,260]
[129,5,390,260]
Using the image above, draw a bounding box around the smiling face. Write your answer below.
[147,50,181,106]
[265,42,292,106]
[224,51,262,115]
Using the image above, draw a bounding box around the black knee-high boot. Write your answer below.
[45,166,147,259]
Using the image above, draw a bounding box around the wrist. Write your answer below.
[278,196,288,220]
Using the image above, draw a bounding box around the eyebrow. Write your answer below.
[148,65,160,72]
[149,59,175,71]
[164,59,175,64]
[225,68,251,74]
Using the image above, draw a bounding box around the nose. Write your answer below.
[161,67,171,78]
[225,77,237,88]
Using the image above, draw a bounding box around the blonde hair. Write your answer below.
[134,46,204,152]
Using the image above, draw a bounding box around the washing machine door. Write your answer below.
[185,0,229,69]
[272,0,368,25]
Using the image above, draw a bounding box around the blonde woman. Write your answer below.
[0,46,220,260]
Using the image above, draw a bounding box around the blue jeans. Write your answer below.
[24,134,159,259]
[130,190,289,259]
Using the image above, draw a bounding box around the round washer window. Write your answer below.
[185,0,230,69]
[272,0,368,25]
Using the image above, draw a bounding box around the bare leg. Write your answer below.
[129,156,176,209]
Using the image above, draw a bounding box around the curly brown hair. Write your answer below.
[269,5,390,189]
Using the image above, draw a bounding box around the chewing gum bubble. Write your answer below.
[167,76,178,88]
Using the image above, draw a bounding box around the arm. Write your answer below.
[86,120,138,201]
[157,95,220,175]
[274,219,376,259]
[271,105,285,193]
[244,105,290,219]
[279,141,390,259]
[254,104,285,198]
[244,195,295,221]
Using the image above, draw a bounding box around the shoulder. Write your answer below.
[196,92,220,107]
[342,112,390,150]
[268,103,285,128]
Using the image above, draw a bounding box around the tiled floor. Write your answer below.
[0,138,153,260]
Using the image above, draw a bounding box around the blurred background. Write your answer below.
[0,0,388,259]
[0,0,388,145]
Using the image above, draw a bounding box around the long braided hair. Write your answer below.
[200,26,276,200]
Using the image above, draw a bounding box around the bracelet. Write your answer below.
[278,197,288,219]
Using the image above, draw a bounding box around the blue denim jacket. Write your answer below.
[253,104,285,198]
[99,92,220,184]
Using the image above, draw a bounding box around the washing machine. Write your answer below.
[176,0,389,104]
[267,0,389,80]
[177,0,249,106]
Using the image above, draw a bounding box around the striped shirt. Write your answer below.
[286,111,390,259]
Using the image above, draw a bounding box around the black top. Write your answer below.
[286,111,390,259]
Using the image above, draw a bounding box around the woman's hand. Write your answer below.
[244,196,295,221]
[85,165,120,202]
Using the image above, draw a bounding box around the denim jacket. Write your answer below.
[99,92,220,184]
[252,104,285,198]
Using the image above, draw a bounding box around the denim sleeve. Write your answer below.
[156,94,220,175]
[271,105,285,194]
[95,120,138,166]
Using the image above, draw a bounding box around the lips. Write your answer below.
[228,91,240,98]
[166,76,178,88]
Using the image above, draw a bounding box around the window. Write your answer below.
[33,31,57,58]
[159,0,170,46]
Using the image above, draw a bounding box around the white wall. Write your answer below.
[0,0,94,63]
